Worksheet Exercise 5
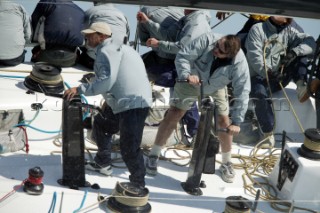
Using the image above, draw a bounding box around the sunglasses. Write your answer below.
[215,42,227,55]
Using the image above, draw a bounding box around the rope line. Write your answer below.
[73,190,88,213]
[48,191,57,213]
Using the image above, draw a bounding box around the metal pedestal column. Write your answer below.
[181,97,217,195]
[58,96,90,189]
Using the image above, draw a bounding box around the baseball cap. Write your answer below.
[81,22,112,36]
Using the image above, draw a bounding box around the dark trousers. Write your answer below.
[92,107,149,187]
[181,102,200,136]
[31,45,78,67]
[78,48,94,70]
[250,56,308,133]
[0,50,26,66]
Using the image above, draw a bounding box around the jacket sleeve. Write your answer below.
[157,20,195,54]
[289,32,316,57]
[21,6,31,43]
[31,0,53,29]
[157,14,210,55]
[145,19,179,42]
[230,60,251,125]
[78,48,121,96]
[245,25,268,78]
[138,23,150,45]
[175,34,209,79]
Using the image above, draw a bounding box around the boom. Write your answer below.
[78,0,320,19]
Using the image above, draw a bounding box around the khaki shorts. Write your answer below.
[170,83,229,116]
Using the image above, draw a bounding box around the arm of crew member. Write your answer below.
[227,124,240,135]
[63,87,79,101]
[245,27,267,77]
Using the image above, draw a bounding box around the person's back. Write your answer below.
[145,9,212,55]
[85,3,129,45]
[31,0,85,67]
[79,3,129,69]
[139,6,184,59]
[0,2,31,66]
[79,38,152,113]
[138,7,184,87]
[116,45,152,111]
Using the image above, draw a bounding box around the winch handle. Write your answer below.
[176,78,204,107]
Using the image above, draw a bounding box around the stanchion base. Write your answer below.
[57,179,91,189]
[181,182,203,196]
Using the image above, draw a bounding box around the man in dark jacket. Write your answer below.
[31,0,85,67]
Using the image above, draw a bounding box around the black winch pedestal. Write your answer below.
[58,96,90,189]
[181,97,220,196]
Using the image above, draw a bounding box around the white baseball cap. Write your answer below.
[81,22,112,36]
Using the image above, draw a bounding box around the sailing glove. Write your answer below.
[281,50,297,67]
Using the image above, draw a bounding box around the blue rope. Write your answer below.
[14,123,61,134]
[73,190,88,213]
[64,81,88,104]
[23,109,40,124]
[0,74,25,79]
[48,191,57,213]
[1,76,92,133]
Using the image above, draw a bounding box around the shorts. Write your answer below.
[170,83,229,116]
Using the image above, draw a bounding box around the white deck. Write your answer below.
[0,63,319,213]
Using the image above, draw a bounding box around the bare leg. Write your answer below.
[217,115,232,153]
[154,106,187,147]
[217,115,236,183]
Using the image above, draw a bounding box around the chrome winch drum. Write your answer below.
[107,182,151,213]
[24,62,64,94]
[298,128,320,160]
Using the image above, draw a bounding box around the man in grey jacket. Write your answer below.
[137,9,212,170]
[64,22,152,189]
[145,32,251,183]
[138,6,184,86]
[0,2,31,66]
[245,16,316,148]
[79,2,130,69]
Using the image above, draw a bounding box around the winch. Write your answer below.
[24,62,64,94]
[269,128,320,210]
[298,128,320,160]
[23,167,44,195]
[107,182,151,213]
